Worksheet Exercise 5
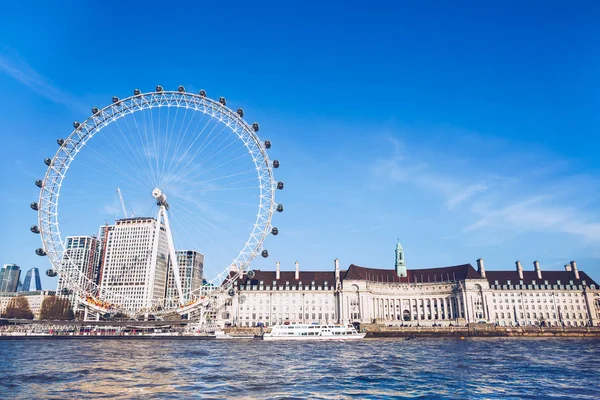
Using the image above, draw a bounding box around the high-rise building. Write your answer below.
[165,250,204,307]
[96,223,115,289]
[0,264,21,292]
[99,217,169,313]
[22,267,42,291]
[57,236,99,312]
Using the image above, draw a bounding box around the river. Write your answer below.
[1,337,599,399]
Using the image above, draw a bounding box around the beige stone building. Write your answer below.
[222,243,600,328]
[0,290,57,319]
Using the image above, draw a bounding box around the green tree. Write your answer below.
[2,296,34,319]
[39,296,74,320]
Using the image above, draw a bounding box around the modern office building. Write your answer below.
[57,236,100,313]
[222,242,600,328]
[0,264,21,292]
[99,217,169,313]
[165,250,204,308]
[21,267,42,292]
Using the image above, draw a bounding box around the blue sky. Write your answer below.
[1,1,599,290]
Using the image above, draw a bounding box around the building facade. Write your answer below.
[165,250,204,307]
[99,217,169,313]
[22,267,42,292]
[0,264,21,292]
[0,290,56,319]
[221,243,600,328]
[57,236,99,313]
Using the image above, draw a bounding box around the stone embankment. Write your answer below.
[362,323,600,338]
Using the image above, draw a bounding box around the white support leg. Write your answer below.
[147,206,163,310]
[162,209,185,306]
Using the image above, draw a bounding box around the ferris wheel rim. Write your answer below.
[36,89,278,316]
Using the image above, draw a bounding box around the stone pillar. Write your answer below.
[295,261,300,280]
[516,260,523,280]
[534,260,542,280]
[477,258,486,278]
[570,261,580,280]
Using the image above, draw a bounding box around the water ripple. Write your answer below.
[1,337,600,399]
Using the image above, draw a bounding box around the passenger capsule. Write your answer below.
[237,108,244,117]
[219,97,226,106]
[156,85,163,92]
[30,225,40,234]
[199,89,207,97]
[277,182,284,190]
[264,140,271,149]
[228,289,235,297]
[247,270,256,279]
[45,269,57,277]
[35,248,47,256]
[35,180,43,188]
[61,288,71,295]
[272,160,280,168]
[73,121,81,129]
[252,122,259,132]
[133,89,141,96]
[103,313,111,319]
[57,138,65,146]
[112,96,119,103]
[30,202,39,211]
[276,204,284,213]
[261,250,269,258]
[44,158,52,166]
[271,227,279,236]
[178,85,185,93]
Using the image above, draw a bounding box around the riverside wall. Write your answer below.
[361,323,600,338]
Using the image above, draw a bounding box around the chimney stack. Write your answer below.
[476,258,486,279]
[276,261,280,280]
[295,260,300,280]
[533,260,542,280]
[334,258,340,282]
[564,263,572,272]
[516,260,523,280]
[570,260,579,280]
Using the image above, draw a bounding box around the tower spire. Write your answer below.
[395,238,406,278]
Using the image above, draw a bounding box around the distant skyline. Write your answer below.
[1,1,599,290]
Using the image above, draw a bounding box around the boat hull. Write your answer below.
[261,333,366,341]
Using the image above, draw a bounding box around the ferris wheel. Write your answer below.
[30,86,284,317]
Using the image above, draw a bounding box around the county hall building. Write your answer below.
[222,241,600,328]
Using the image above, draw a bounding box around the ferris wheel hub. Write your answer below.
[152,187,169,209]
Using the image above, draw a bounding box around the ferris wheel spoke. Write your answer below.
[165,110,219,183]
[173,143,250,186]
[114,110,159,187]
[163,106,203,182]
[160,103,181,182]
[109,115,156,185]
[135,104,160,186]
[84,146,150,190]
[172,124,231,180]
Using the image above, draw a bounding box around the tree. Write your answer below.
[39,296,74,320]
[2,296,34,319]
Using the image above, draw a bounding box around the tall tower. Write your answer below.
[395,239,406,277]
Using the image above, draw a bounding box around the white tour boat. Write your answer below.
[261,323,366,341]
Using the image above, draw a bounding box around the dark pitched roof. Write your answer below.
[343,263,481,283]
[485,270,599,287]
[233,270,337,287]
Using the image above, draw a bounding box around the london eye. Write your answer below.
[30,86,283,318]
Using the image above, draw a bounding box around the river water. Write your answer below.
[1,337,599,399]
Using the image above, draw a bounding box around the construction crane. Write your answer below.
[116,187,129,218]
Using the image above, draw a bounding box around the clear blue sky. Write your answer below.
[1,1,599,290]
